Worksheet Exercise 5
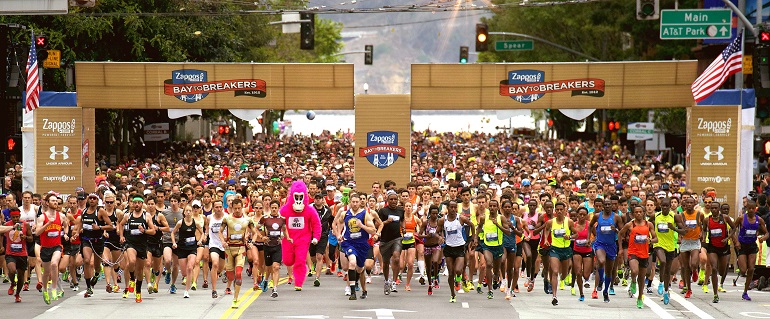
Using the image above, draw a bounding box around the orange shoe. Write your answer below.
[135,293,142,303]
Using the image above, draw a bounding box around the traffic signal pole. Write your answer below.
[488,31,600,62]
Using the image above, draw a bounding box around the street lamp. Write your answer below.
[363,83,369,94]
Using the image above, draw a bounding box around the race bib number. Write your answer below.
[710,229,723,237]
[404,232,413,239]
[230,233,243,240]
[83,224,93,230]
[350,232,362,239]
[288,217,305,230]
[429,228,436,234]
[746,229,758,237]
[47,231,60,237]
[634,235,647,244]
[553,229,566,238]
[685,220,697,228]
[185,237,196,245]
[600,226,612,234]
[485,233,498,242]
[130,229,142,236]
[389,215,400,222]
[657,223,669,233]
[446,226,457,235]
[576,239,588,246]
[527,224,535,230]
[211,224,220,234]
[268,230,281,237]
[10,243,22,252]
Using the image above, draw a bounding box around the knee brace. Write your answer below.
[226,270,235,282]
[235,266,243,286]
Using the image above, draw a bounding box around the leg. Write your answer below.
[483,250,495,293]
[291,244,309,288]
[405,248,415,288]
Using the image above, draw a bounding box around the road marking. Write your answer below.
[353,308,416,319]
[462,302,469,309]
[669,292,715,319]
[231,278,288,319]
[643,295,676,319]
[46,305,60,313]
[740,312,770,318]
[343,317,372,319]
[219,288,256,319]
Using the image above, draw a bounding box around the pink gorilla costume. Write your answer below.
[280,181,322,288]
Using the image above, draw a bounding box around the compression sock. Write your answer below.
[130,272,135,281]
[136,280,143,292]
[349,269,357,285]
[598,268,605,283]
[418,260,426,277]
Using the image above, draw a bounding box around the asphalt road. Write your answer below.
[2,266,769,319]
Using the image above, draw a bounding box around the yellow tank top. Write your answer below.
[550,218,571,248]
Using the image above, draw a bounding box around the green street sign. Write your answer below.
[660,9,732,40]
[495,40,534,51]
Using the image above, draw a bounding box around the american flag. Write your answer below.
[691,32,743,102]
[25,32,40,113]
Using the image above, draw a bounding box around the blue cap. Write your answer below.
[521,179,531,186]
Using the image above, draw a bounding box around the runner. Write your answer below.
[703,201,734,303]
[678,197,704,299]
[589,196,623,302]
[3,208,30,303]
[619,205,657,309]
[522,198,540,293]
[440,200,475,303]
[400,201,419,291]
[420,204,443,296]
[501,200,524,300]
[161,194,183,294]
[376,190,405,295]
[218,198,254,308]
[653,197,683,305]
[118,194,156,303]
[311,194,332,287]
[206,199,226,298]
[101,192,124,294]
[733,200,769,301]
[535,200,555,295]
[542,202,577,306]
[258,199,288,299]
[334,193,376,300]
[146,196,168,295]
[59,196,81,293]
[190,199,209,291]
[35,193,68,304]
[171,204,203,298]
[570,206,593,301]
[477,199,511,300]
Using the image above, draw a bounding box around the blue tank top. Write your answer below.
[596,212,617,244]
[343,209,369,243]
[503,214,517,248]
[738,213,760,244]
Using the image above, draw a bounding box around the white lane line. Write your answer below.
[644,295,677,319]
[46,305,60,313]
[669,292,715,319]
[462,302,469,309]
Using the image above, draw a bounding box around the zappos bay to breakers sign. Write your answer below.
[499,70,605,103]
[359,131,406,169]
[164,69,267,103]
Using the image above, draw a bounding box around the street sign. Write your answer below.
[495,40,534,51]
[144,123,170,142]
[744,55,753,74]
[660,9,731,40]
[43,49,60,69]
[627,122,655,141]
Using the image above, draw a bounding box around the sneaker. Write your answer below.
[527,281,534,292]
[514,286,520,293]
[713,295,719,303]
[268,280,274,289]
[621,279,628,286]
[261,280,268,292]
[23,283,29,291]
[391,281,398,293]
[464,281,472,293]
[113,285,120,293]
[170,284,177,294]
[428,285,432,295]
[657,283,664,295]
[106,284,112,293]
[73,284,79,292]
[571,286,576,296]
[584,282,590,289]
[314,278,320,287]
[122,288,129,299]
[225,287,232,295]
[487,291,494,299]
[477,284,483,294]
[337,271,343,277]
[433,279,440,289]
[702,285,709,294]
[36,282,43,292]
[184,291,190,298]
[609,286,615,295]
[165,272,171,285]
[718,285,727,292]
[663,292,670,305]
[135,293,142,303]
[384,281,390,295]
[43,290,50,305]
[15,294,21,303]
[603,291,610,303]
[203,280,209,289]
[366,276,372,284]
[55,290,63,300]
[551,297,558,306]
[405,285,411,292]
[419,276,426,285]
[630,282,637,297]
[579,295,585,301]
[684,290,692,298]
[287,277,293,285]
[743,292,752,301]
[271,290,278,298]
[212,290,218,298]
[505,291,512,300]
[349,291,357,300]
[295,286,302,291]
[355,282,360,291]
[7,286,13,295]
[543,280,549,294]
[637,298,644,309]
[231,300,239,308]
[191,282,197,291]
[591,289,598,299]
[361,291,368,299]
[559,280,565,290]
[345,285,351,296]
[678,280,684,290]
[449,296,456,303]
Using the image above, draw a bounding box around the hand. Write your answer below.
[735,242,742,250]
[120,236,125,244]
[311,238,318,245]
[104,232,110,239]
[288,238,294,243]
[668,222,675,230]
[92,223,99,230]
[223,242,229,249]
[172,243,177,249]
[138,225,145,234]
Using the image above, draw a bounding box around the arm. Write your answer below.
[34,215,49,236]
[157,215,171,233]
[589,215,597,240]
[513,217,524,237]
[568,219,578,240]
[282,219,292,243]
[361,213,377,235]
[219,219,228,248]
[476,215,486,240]
[171,220,181,248]
[99,209,115,232]
[309,207,322,243]
[759,218,769,243]
[118,215,128,243]
[649,221,658,244]
[497,216,512,236]
[542,221,552,247]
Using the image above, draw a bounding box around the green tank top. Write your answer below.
[550,218,571,248]
[653,212,675,251]
[482,214,503,247]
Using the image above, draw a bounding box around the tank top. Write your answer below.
[459,204,475,240]
[707,216,728,247]
[402,214,417,244]
[224,214,251,246]
[40,212,63,248]
[207,214,225,250]
[19,205,37,228]
[125,211,148,244]
[549,218,571,249]
[424,219,439,243]
[343,209,370,243]
[502,214,517,248]
[80,208,102,240]
[738,213,760,244]
[202,205,213,217]
[178,219,198,250]
[573,220,591,253]
[4,221,28,256]
[653,212,676,251]
[682,210,701,240]
[69,209,82,245]
[443,216,465,247]
[628,220,650,258]
[524,211,540,240]
[148,213,163,244]
[105,209,119,241]
[482,214,503,247]
[596,212,617,245]
[539,214,552,248]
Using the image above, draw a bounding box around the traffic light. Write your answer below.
[364,45,373,65]
[756,32,770,97]
[636,0,660,20]
[608,120,621,132]
[758,96,770,119]
[6,135,21,161]
[459,46,469,64]
[300,12,315,50]
[35,35,48,60]
[475,23,488,52]
[218,125,230,135]
[764,139,770,155]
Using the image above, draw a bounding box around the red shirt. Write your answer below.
[39,212,63,248]
[4,221,28,256]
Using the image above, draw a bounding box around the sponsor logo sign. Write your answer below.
[359,131,406,169]
[163,69,267,103]
[499,70,605,103]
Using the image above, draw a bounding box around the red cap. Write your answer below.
[706,191,716,198]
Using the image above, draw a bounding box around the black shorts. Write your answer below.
[621,240,629,250]
[706,244,731,257]
[148,243,163,258]
[654,247,678,263]
[126,242,147,259]
[264,245,282,266]
[40,246,62,263]
[573,250,593,258]
[103,240,123,252]
[443,245,465,259]
[538,246,550,257]
[209,247,225,258]
[738,242,760,256]
[5,255,28,270]
[163,242,173,250]
[80,238,104,254]
[515,242,524,257]
[629,254,649,269]
[63,242,79,256]
[174,248,196,259]
[310,237,328,256]
[379,238,402,263]
[26,240,36,257]
[367,246,374,260]
[255,243,265,251]
[402,242,415,250]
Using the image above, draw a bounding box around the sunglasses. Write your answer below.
[105,201,115,204]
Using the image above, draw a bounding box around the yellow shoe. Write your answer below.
[231,300,239,309]
[122,289,129,299]
[718,286,727,293]
[559,280,565,290]
[128,280,136,293]
[702,285,709,293]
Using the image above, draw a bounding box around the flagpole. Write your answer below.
[21,28,35,193]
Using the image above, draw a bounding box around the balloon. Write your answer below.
[306,110,316,120]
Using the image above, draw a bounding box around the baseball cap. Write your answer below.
[521,179,531,186]
[612,172,619,178]
[494,168,502,175]
[191,199,202,208]
[77,192,87,200]
[240,178,248,186]
[325,185,336,191]
[88,193,99,198]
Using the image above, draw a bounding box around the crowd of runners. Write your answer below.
[0,130,768,309]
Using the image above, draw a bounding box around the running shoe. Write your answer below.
[646,287,652,294]
[135,293,142,303]
[36,281,43,292]
[7,286,13,295]
[663,292,670,305]
[349,291,357,300]
[718,285,727,292]
[578,295,585,301]
[464,281,473,293]
[384,281,390,295]
[23,283,28,291]
[165,272,171,285]
[184,291,190,298]
[514,286,520,293]
[295,286,302,291]
[559,280,565,290]
[15,294,21,303]
[129,280,136,293]
[505,291,512,300]
[527,281,534,292]
[698,269,705,285]
[609,286,615,295]
[685,290,692,298]
[232,300,239,308]
[212,290,218,299]
[192,282,197,291]
[253,283,259,291]
[261,280,268,292]
[106,284,112,293]
[584,282,590,289]
[43,290,50,305]
[170,284,177,294]
[73,284,79,292]
[268,280,274,289]
[314,278,321,287]
[637,298,643,309]
[630,282,637,297]
[405,285,411,292]
[434,279,440,289]
[603,291,610,303]
[713,295,719,303]
[487,291,494,299]
[592,289,598,299]
[361,291,368,299]
[225,287,232,295]
[287,277,293,285]
[113,285,120,293]
[621,278,628,286]
[450,296,456,303]
[493,281,500,290]
[427,285,432,295]
[355,282,360,291]
[203,280,209,289]
[702,285,709,293]
[658,283,664,295]
[571,286,576,296]
[337,271,343,277]
[345,285,351,296]
[543,280,549,294]
[477,283,483,294]
[271,289,278,298]
[55,290,63,300]
[391,281,398,293]
[551,297,558,306]
[419,276,426,286]
[122,288,129,299]
[743,292,752,301]
[678,280,684,290]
